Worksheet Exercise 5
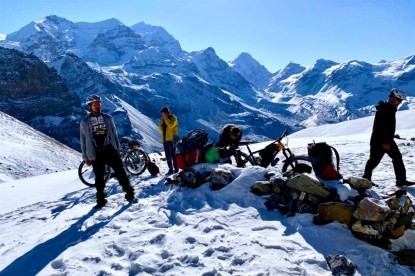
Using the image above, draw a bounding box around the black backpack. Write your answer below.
[258,143,279,167]
[146,155,160,176]
[176,129,209,154]
[307,142,342,181]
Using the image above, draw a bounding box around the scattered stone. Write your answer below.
[314,202,355,226]
[388,225,406,239]
[392,249,415,266]
[351,220,387,238]
[327,254,356,276]
[211,168,234,188]
[353,197,391,221]
[286,174,331,198]
[251,179,284,196]
[251,181,273,196]
[343,176,372,190]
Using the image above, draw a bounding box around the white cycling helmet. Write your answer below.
[86,94,101,105]
[389,88,407,101]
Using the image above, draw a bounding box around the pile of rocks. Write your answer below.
[165,166,235,190]
[252,172,415,248]
[254,173,339,216]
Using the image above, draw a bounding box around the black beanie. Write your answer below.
[160,106,170,114]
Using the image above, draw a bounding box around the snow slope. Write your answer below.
[0,112,81,183]
[0,111,415,275]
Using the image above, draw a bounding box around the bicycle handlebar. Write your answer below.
[279,129,289,141]
[229,129,289,147]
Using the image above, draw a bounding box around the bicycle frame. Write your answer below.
[238,129,295,166]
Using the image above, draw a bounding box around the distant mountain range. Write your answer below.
[0,15,414,151]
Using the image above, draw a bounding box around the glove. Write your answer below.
[85,159,92,166]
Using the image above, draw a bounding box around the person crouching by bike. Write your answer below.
[362,88,415,187]
[158,106,179,175]
[215,124,243,163]
[80,95,135,208]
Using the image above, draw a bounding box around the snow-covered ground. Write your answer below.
[0,111,415,275]
[0,112,81,183]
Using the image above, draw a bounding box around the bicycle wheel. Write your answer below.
[281,155,312,175]
[78,160,111,187]
[231,151,255,168]
[124,148,148,175]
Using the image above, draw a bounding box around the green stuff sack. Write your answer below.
[205,147,220,163]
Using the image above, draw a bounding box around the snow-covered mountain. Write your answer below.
[0,111,80,183]
[0,47,83,148]
[264,56,415,127]
[1,110,414,275]
[1,15,415,151]
[0,15,296,151]
[228,52,272,90]
[130,22,183,56]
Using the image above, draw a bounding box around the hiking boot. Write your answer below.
[174,169,180,174]
[123,185,135,202]
[94,199,108,209]
[396,180,415,187]
[362,175,371,181]
[96,191,107,201]
[165,170,174,176]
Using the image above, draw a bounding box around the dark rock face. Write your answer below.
[0,47,82,149]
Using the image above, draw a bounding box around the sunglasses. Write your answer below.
[91,102,101,106]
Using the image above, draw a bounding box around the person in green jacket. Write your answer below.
[158,106,179,175]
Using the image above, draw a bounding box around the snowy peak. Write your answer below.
[2,15,128,62]
[130,22,182,55]
[189,47,228,72]
[229,52,259,67]
[229,52,271,89]
[7,15,75,42]
[188,47,260,102]
[85,24,145,65]
[268,61,307,91]
[401,54,415,66]
[310,58,339,70]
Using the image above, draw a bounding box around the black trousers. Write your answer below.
[91,146,131,194]
[363,140,406,181]
[163,141,178,171]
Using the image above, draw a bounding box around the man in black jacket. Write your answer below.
[363,89,414,187]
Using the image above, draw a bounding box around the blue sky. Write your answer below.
[0,0,414,72]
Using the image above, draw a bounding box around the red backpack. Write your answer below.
[307,142,342,181]
[176,149,205,169]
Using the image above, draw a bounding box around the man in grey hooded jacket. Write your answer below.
[80,95,135,208]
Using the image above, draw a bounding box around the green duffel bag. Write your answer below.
[205,147,220,163]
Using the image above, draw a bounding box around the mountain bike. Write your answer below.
[228,129,312,175]
[78,138,148,187]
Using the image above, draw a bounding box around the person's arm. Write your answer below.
[80,121,91,165]
[163,115,178,128]
[216,133,229,148]
[80,121,87,160]
[158,118,164,133]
